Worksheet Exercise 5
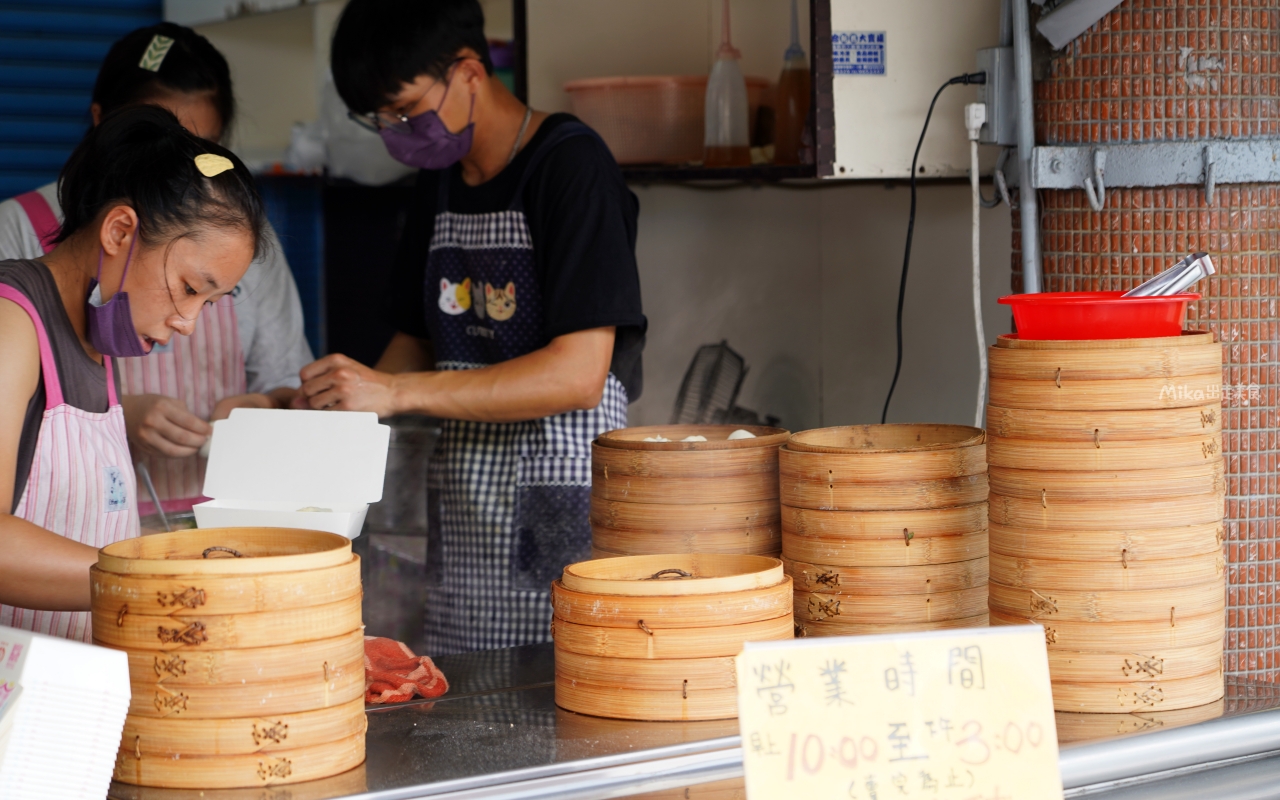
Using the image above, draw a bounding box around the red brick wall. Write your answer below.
[1013,1,1280,680]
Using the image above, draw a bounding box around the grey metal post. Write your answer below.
[1000,0,1012,46]
[1012,0,1042,293]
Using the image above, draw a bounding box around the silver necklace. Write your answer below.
[507,107,533,165]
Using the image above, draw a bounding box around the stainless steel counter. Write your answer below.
[108,643,1280,800]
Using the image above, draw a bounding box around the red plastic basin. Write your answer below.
[998,291,1200,340]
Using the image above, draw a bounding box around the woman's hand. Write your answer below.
[293,354,400,417]
[121,394,212,458]
[211,392,276,421]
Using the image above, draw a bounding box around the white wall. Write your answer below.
[627,183,1013,431]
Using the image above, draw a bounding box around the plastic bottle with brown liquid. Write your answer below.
[773,0,810,165]
[704,0,751,168]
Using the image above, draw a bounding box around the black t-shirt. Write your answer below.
[388,113,647,400]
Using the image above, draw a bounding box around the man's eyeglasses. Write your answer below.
[346,58,470,135]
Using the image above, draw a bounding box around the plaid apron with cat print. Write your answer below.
[421,122,628,655]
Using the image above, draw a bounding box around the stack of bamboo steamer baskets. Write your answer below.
[779,425,990,636]
[590,425,789,557]
[91,528,366,789]
[985,331,1227,721]
[551,554,792,720]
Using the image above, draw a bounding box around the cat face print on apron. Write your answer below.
[14,188,245,516]
[0,286,139,643]
[420,122,629,655]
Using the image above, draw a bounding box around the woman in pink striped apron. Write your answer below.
[0,24,314,517]
[0,106,266,642]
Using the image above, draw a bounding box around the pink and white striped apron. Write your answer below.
[14,190,244,515]
[0,286,139,643]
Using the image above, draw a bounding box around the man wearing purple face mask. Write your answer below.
[295,0,646,655]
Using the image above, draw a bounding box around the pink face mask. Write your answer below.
[86,237,149,358]
[378,69,476,171]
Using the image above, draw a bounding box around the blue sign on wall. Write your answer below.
[832,31,886,76]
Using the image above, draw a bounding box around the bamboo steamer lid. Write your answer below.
[988,343,1221,381]
[552,615,794,660]
[781,436,986,482]
[989,551,1225,591]
[787,424,984,454]
[782,529,988,567]
[1046,642,1224,683]
[113,732,365,789]
[782,503,987,540]
[124,696,366,757]
[783,556,988,595]
[127,654,365,719]
[93,595,363,651]
[91,557,361,618]
[987,433,1222,471]
[988,580,1225,623]
[596,425,789,451]
[988,491,1224,530]
[97,528,351,576]
[551,578,792,628]
[988,522,1224,563]
[986,404,1222,442]
[555,674,737,721]
[987,462,1224,501]
[988,373,1224,411]
[591,443,779,503]
[1051,671,1224,714]
[990,610,1225,650]
[555,650,737,692]
[591,526,780,557]
[995,331,1216,349]
[120,630,365,688]
[560,554,783,596]
[780,469,988,512]
[794,587,988,624]
[591,495,779,533]
[1054,699,1224,744]
[797,613,988,638]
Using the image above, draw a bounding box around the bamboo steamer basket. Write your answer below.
[91,556,361,617]
[990,610,1225,650]
[989,492,1224,530]
[987,373,1223,411]
[125,697,367,757]
[596,425,789,451]
[990,551,1225,592]
[128,653,365,719]
[590,495,779,534]
[552,615,793,660]
[794,587,988,624]
[591,444,778,503]
[1051,671,1224,713]
[97,528,366,788]
[552,554,791,720]
[591,526,780,556]
[1054,699,1225,744]
[780,470,989,512]
[988,343,1222,381]
[782,503,987,540]
[787,424,985,453]
[1046,642,1224,683]
[986,404,1221,441]
[988,462,1224,501]
[114,733,366,789]
[797,613,988,638]
[988,580,1225,623]
[987,433,1223,471]
[122,629,365,687]
[995,331,1216,349]
[784,556,988,595]
[782,529,989,567]
[988,522,1223,562]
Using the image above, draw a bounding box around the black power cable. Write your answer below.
[880,71,987,424]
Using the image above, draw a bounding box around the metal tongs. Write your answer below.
[1122,252,1215,297]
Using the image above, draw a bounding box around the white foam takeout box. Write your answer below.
[194,408,391,539]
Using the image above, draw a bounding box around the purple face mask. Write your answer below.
[86,237,149,358]
[379,71,476,170]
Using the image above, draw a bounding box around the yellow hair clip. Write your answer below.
[194,153,235,178]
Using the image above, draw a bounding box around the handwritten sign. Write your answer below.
[737,625,1062,800]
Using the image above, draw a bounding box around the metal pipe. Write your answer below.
[1000,0,1013,46]
[1011,0,1042,293]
